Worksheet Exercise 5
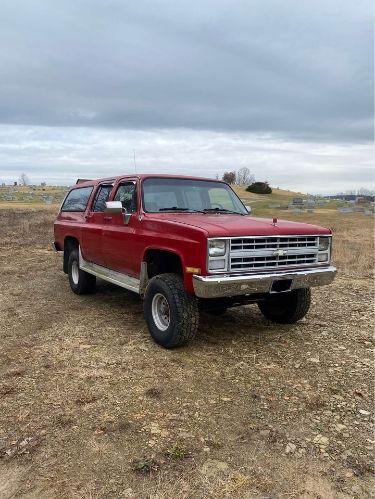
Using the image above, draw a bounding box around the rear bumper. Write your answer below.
[193,266,337,299]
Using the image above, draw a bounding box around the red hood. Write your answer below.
[145,213,331,237]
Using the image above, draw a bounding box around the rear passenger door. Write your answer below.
[81,183,114,265]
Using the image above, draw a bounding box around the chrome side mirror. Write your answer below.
[104,201,123,214]
[245,205,252,214]
[104,201,131,225]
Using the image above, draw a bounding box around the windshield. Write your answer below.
[142,178,247,214]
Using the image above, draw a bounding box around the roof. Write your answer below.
[74,173,224,188]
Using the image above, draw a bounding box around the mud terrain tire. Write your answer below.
[144,273,199,348]
[258,288,311,324]
[68,249,96,295]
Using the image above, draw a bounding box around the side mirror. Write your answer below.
[104,201,132,225]
[245,205,252,214]
[104,201,123,214]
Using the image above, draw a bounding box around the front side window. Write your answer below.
[142,178,247,214]
[61,186,93,212]
[92,185,113,212]
[114,182,138,212]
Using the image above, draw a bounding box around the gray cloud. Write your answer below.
[0,0,373,141]
[0,125,372,194]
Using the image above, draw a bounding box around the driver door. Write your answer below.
[101,180,141,277]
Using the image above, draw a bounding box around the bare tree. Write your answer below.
[357,187,374,196]
[236,167,255,186]
[19,173,29,186]
[222,171,236,184]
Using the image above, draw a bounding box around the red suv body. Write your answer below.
[54,174,336,348]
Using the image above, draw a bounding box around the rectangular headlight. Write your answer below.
[318,236,330,251]
[209,239,226,257]
[208,258,226,271]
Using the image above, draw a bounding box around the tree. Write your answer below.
[236,167,255,186]
[19,173,29,186]
[357,187,374,196]
[246,181,272,194]
[222,171,236,184]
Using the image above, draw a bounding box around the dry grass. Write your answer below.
[0,206,373,498]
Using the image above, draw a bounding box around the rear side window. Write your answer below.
[61,187,93,212]
[92,185,113,212]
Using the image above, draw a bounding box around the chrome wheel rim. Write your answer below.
[151,293,170,331]
[71,260,79,285]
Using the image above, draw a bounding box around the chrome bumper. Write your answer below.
[193,266,337,299]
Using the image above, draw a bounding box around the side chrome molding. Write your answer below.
[79,248,141,294]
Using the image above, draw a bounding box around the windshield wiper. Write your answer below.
[203,208,245,215]
[159,207,189,211]
[158,207,205,213]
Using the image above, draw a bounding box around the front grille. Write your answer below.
[229,236,319,272]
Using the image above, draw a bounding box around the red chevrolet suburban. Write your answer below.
[53,174,336,348]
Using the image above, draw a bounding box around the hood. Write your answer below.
[145,213,331,237]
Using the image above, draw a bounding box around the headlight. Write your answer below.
[208,239,226,257]
[318,236,330,251]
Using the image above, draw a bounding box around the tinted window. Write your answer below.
[92,185,113,212]
[114,182,137,212]
[61,187,93,212]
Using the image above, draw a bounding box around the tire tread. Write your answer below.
[144,273,199,348]
[258,288,311,324]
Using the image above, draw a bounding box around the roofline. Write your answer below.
[71,173,226,188]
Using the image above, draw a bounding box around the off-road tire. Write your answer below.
[258,288,311,324]
[144,273,199,348]
[68,249,96,295]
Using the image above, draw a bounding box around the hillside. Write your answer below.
[232,185,309,216]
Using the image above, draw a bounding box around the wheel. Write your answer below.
[258,288,311,324]
[143,273,199,348]
[206,308,227,316]
[68,249,96,295]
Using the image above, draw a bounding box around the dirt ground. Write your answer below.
[0,207,373,498]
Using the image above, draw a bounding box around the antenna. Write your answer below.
[133,149,137,173]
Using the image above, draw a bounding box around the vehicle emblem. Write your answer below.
[274,249,287,257]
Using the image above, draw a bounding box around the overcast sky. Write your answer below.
[0,0,373,192]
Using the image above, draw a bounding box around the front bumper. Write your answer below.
[193,265,337,299]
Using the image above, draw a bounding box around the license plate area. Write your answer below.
[270,279,292,293]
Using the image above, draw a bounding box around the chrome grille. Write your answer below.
[230,236,319,272]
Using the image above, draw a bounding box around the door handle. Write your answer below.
[103,216,112,222]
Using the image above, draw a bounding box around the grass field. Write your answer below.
[0,194,373,498]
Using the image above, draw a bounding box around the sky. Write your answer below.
[0,0,373,193]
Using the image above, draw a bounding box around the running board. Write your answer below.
[79,248,140,294]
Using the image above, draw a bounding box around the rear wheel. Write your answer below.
[258,288,311,324]
[68,249,96,294]
[144,273,199,348]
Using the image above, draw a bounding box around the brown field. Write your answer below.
[0,206,373,498]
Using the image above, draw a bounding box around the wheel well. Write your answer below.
[63,236,79,274]
[144,249,183,278]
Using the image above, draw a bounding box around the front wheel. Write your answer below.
[258,288,311,324]
[143,273,199,348]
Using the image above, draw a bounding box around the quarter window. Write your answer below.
[61,187,93,212]
[92,185,113,212]
[114,182,138,212]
